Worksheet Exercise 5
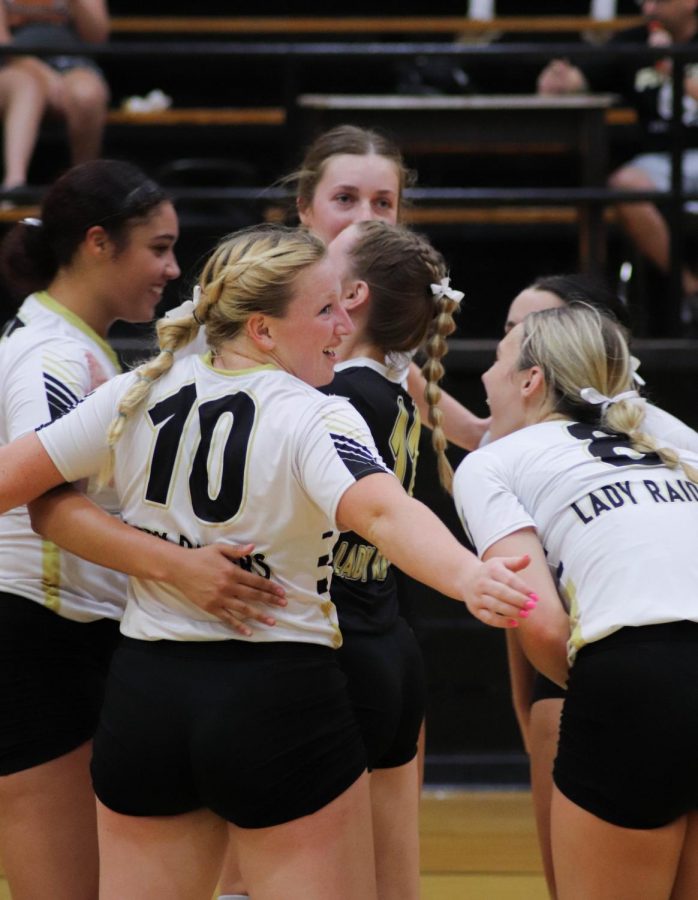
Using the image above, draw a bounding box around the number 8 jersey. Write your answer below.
[36,353,389,646]
[454,418,698,663]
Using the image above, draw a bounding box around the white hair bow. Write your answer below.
[579,386,640,411]
[430,277,464,304]
[164,285,202,323]
[629,355,646,387]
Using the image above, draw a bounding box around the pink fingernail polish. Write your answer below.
[507,619,519,628]
[525,599,537,610]
[528,592,539,602]
[519,610,530,619]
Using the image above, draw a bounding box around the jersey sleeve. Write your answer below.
[3,334,105,441]
[293,395,391,529]
[34,375,129,483]
[453,447,535,557]
[643,403,698,454]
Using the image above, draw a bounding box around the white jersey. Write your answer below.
[0,292,126,621]
[454,418,698,663]
[479,402,698,451]
[37,353,390,646]
[643,403,698,454]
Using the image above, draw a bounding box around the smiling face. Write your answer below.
[103,200,180,325]
[264,254,352,386]
[481,324,535,440]
[298,153,400,243]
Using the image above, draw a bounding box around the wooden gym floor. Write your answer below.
[420,788,547,899]
[0,789,547,899]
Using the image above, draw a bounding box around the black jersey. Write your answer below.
[320,359,420,634]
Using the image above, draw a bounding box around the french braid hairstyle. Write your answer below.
[518,304,698,483]
[100,224,326,482]
[346,220,459,492]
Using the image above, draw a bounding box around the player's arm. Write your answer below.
[0,432,66,511]
[337,471,534,627]
[483,529,569,688]
[406,361,490,450]
[28,485,286,636]
[68,0,110,43]
[0,3,11,43]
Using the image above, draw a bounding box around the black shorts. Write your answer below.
[0,592,121,775]
[554,621,698,829]
[531,672,567,705]
[337,616,426,770]
[91,638,367,829]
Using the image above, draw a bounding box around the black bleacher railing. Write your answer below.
[1,35,695,338]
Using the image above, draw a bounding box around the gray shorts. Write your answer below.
[7,23,105,79]
[626,150,698,207]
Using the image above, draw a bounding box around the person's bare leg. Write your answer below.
[416,718,426,790]
[609,166,671,273]
[235,772,377,900]
[217,835,247,897]
[608,164,698,297]
[370,761,420,900]
[528,698,563,899]
[0,742,99,900]
[97,800,227,900]
[671,810,698,899]
[59,69,109,164]
[0,62,49,188]
[551,786,685,900]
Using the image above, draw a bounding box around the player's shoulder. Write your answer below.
[456,422,568,484]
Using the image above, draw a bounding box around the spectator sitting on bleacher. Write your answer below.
[537,0,698,305]
[0,0,109,202]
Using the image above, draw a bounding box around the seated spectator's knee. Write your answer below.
[0,62,49,101]
[63,72,109,121]
[608,165,657,193]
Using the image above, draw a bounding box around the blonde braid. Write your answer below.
[101,245,255,482]
[606,402,698,484]
[99,324,189,486]
[99,224,326,486]
[520,305,698,486]
[421,280,460,494]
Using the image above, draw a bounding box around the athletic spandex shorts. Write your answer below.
[554,620,698,829]
[531,671,567,705]
[337,616,426,769]
[91,637,367,828]
[0,591,120,775]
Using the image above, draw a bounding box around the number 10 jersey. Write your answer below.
[37,353,389,646]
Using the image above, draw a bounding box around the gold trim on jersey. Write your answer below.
[200,351,277,376]
[34,291,122,373]
[41,539,61,612]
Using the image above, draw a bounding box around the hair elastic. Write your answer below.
[579,386,640,412]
